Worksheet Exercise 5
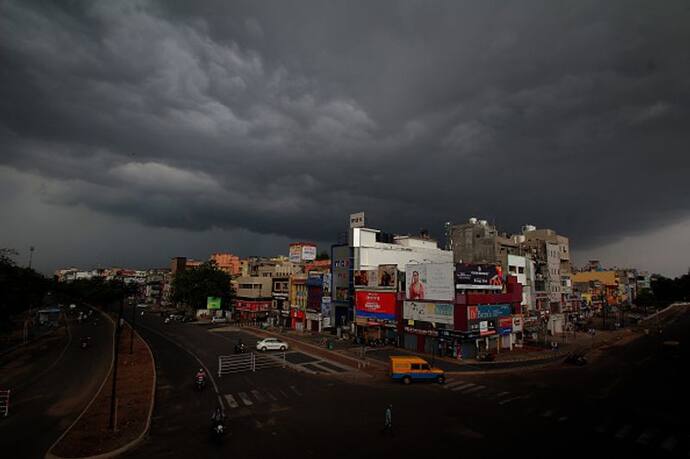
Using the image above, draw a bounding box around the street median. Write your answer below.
[47,321,156,459]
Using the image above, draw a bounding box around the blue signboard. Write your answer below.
[476,304,512,319]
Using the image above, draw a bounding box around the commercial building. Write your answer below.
[449,218,522,267]
[332,214,453,340]
[232,276,273,320]
[210,253,241,276]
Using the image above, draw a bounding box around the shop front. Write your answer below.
[306,311,321,332]
[354,291,397,341]
[290,308,306,331]
[234,299,272,321]
[402,325,439,353]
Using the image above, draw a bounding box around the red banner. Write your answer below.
[355,291,397,320]
[234,300,272,312]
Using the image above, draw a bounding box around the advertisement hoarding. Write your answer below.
[207,296,221,310]
[355,291,397,320]
[377,264,397,288]
[455,263,503,290]
[301,245,317,261]
[321,296,332,317]
[289,245,302,263]
[403,301,454,325]
[354,269,378,287]
[405,263,454,301]
[498,317,513,335]
[350,211,365,228]
[476,304,512,319]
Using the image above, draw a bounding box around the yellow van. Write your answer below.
[390,356,445,384]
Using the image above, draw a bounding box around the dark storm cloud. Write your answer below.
[1,0,689,251]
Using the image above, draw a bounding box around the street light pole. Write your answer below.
[130,298,136,354]
[109,284,125,430]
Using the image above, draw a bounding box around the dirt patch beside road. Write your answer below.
[50,323,155,458]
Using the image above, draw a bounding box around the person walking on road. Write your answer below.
[383,404,393,436]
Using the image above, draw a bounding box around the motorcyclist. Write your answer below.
[235,339,246,353]
[195,368,207,382]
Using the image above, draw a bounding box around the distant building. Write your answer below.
[210,252,241,276]
[449,218,521,267]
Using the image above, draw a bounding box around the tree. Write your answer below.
[172,261,234,311]
[316,250,330,261]
[0,248,51,331]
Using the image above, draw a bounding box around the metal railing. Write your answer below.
[0,390,10,417]
[218,352,286,376]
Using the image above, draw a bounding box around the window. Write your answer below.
[509,265,516,273]
[421,364,431,370]
[518,266,525,274]
[411,363,421,370]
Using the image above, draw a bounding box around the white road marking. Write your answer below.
[277,389,289,399]
[540,410,553,418]
[595,421,609,433]
[251,389,265,403]
[237,391,253,406]
[494,391,511,399]
[289,385,302,396]
[660,435,676,451]
[557,416,568,422]
[498,394,530,406]
[444,380,467,389]
[462,385,486,394]
[635,428,656,445]
[265,391,278,401]
[451,383,476,392]
[614,424,632,439]
[224,394,239,409]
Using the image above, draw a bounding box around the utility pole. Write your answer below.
[109,285,125,430]
[28,246,35,269]
[130,298,136,354]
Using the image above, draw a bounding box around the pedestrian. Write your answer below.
[382,404,393,436]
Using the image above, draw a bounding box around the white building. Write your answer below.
[507,254,536,311]
[350,227,453,272]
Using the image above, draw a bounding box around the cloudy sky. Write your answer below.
[1,0,689,276]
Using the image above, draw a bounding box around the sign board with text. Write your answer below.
[405,263,454,301]
[207,296,221,310]
[403,301,454,325]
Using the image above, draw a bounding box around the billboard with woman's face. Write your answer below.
[404,263,453,301]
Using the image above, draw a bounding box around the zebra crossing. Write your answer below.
[443,379,513,401]
[443,377,688,455]
[596,419,686,455]
[223,385,303,411]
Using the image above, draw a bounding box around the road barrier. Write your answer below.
[0,389,10,417]
[217,352,286,376]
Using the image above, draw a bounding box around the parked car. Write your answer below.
[256,338,288,352]
[389,356,445,385]
[211,316,228,324]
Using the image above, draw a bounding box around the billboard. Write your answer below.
[455,263,503,290]
[476,304,512,319]
[403,301,454,325]
[302,245,317,261]
[498,317,513,335]
[355,291,397,320]
[405,263,454,301]
[378,264,397,288]
[350,211,365,228]
[354,269,378,287]
[207,296,221,310]
[289,245,302,263]
[321,296,332,317]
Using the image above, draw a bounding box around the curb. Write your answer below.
[241,327,372,371]
[45,306,116,459]
[46,308,157,459]
[640,302,688,323]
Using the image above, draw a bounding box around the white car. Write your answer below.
[211,316,228,324]
[256,338,288,352]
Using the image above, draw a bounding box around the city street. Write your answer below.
[124,306,689,459]
[0,306,113,459]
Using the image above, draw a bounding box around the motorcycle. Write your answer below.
[234,343,247,354]
[564,353,587,366]
[80,337,91,349]
[195,375,206,391]
[211,420,225,442]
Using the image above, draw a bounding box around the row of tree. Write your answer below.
[636,272,690,309]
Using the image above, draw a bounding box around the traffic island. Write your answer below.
[47,323,155,459]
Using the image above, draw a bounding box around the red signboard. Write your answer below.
[355,291,397,320]
[234,300,272,312]
[468,306,478,320]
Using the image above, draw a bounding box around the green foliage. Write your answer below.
[315,250,330,261]
[172,261,234,311]
[0,248,51,331]
[638,273,690,309]
[56,278,132,307]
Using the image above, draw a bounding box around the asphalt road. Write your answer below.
[0,305,113,459]
[124,306,690,459]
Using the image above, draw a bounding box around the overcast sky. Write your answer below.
[1,1,689,277]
